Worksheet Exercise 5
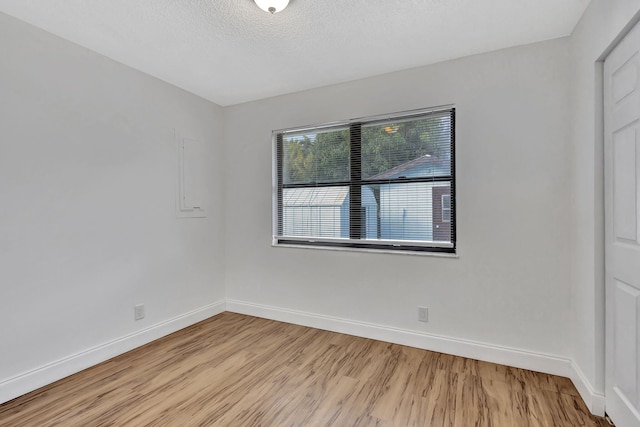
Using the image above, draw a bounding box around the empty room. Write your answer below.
[1,0,640,426]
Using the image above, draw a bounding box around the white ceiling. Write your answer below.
[0,0,590,106]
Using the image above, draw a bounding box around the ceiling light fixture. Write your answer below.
[254,0,289,14]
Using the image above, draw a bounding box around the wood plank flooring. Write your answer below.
[0,312,610,426]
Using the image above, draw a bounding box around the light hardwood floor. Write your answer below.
[0,312,610,426]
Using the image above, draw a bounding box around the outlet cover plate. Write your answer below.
[418,306,428,322]
[135,304,145,320]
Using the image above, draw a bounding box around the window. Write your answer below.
[273,107,455,253]
[442,194,451,223]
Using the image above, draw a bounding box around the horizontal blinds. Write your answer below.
[275,108,455,252]
[362,111,452,181]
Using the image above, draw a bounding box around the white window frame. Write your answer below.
[272,106,456,254]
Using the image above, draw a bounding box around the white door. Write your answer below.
[605,19,640,427]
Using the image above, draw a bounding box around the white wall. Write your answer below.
[0,13,226,402]
[224,39,573,367]
[569,0,640,413]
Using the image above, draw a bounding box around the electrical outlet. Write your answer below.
[418,306,428,322]
[135,304,145,320]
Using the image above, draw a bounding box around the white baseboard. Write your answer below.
[226,300,571,377]
[2,299,606,418]
[569,361,606,416]
[0,300,226,405]
[227,300,604,416]
[228,300,608,416]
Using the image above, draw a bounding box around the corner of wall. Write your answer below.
[570,360,605,416]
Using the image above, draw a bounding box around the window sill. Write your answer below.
[272,241,459,258]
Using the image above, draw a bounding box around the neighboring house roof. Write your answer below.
[368,155,449,180]
[283,187,348,207]
[283,156,450,207]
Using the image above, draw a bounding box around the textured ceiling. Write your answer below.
[0,0,590,106]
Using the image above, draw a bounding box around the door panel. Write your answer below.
[614,280,639,404]
[613,52,638,102]
[613,124,638,241]
[605,18,640,427]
